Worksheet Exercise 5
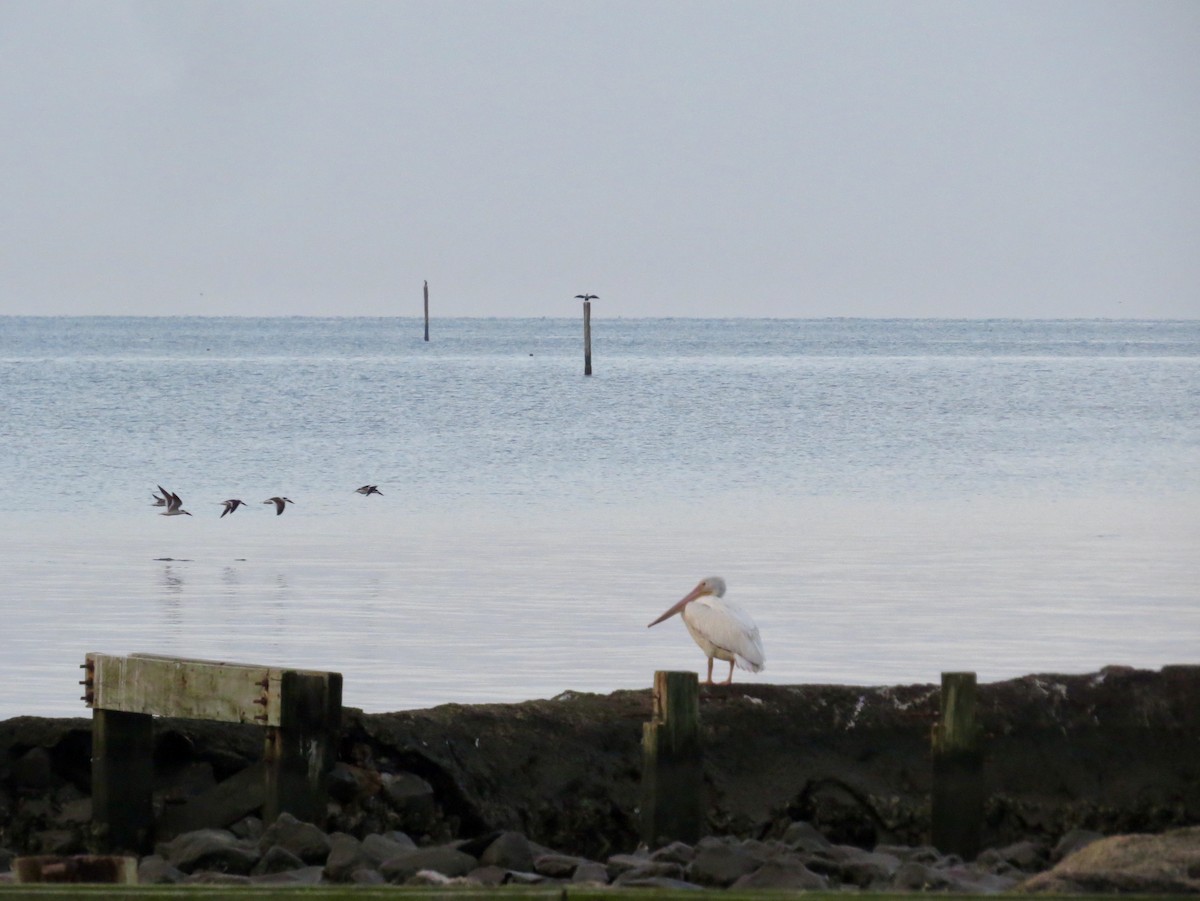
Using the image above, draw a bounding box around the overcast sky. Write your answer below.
[2,1,1197,319]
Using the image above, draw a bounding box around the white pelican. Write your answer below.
[647,576,765,685]
[263,496,293,515]
[219,499,248,517]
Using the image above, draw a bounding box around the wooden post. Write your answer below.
[92,709,155,853]
[583,299,592,376]
[641,670,704,848]
[931,671,983,859]
[423,280,429,342]
[263,670,343,825]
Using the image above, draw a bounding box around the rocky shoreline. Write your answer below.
[2,665,1198,889]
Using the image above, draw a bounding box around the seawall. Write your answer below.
[1,665,1197,860]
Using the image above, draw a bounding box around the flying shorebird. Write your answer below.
[263,496,293,515]
[219,499,248,518]
[151,488,168,507]
[355,484,383,496]
[647,576,765,685]
[156,485,192,517]
[574,294,598,301]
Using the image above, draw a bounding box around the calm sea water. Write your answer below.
[1,317,1197,719]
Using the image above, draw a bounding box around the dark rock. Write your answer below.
[943,865,1022,893]
[250,865,325,885]
[229,815,262,841]
[616,875,704,890]
[379,845,478,882]
[534,851,587,877]
[362,831,415,866]
[502,869,546,884]
[382,771,436,832]
[613,861,686,884]
[182,870,253,885]
[467,864,509,885]
[977,838,1047,872]
[605,850,651,880]
[55,798,91,827]
[835,847,902,887]
[731,855,829,890]
[573,861,609,883]
[351,867,387,885]
[651,840,695,863]
[327,763,364,804]
[158,828,261,874]
[257,812,331,864]
[31,829,82,855]
[137,854,185,884]
[891,860,955,891]
[1051,828,1104,862]
[781,820,833,853]
[479,830,534,871]
[251,845,305,876]
[9,748,53,794]
[687,837,763,887]
[874,842,943,863]
[323,832,368,882]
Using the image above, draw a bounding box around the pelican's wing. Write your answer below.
[688,596,765,672]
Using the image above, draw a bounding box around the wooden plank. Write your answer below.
[931,671,983,859]
[14,855,138,884]
[156,761,268,841]
[86,653,282,725]
[92,709,154,853]
[263,670,343,825]
[641,670,704,848]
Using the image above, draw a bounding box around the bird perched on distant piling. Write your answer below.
[575,293,598,301]
[156,486,191,517]
[647,576,765,685]
[263,496,293,515]
[219,499,247,517]
[355,485,383,496]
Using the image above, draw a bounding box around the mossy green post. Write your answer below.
[641,670,704,848]
[932,670,983,859]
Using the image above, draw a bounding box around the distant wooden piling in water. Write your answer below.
[423,280,430,342]
[641,670,704,847]
[575,293,597,376]
[584,301,592,375]
[931,671,983,859]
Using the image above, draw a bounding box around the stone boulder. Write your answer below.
[1021,827,1200,893]
[156,828,260,875]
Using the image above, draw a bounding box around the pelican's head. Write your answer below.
[647,575,727,628]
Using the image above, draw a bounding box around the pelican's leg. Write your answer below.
[704,657,715,685]
[721,660,735,685]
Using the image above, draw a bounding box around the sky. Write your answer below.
[2,1,1198,319]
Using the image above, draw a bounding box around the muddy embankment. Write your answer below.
[1,666,1197,861]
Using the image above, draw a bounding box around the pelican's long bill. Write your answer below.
[647,582,708,628]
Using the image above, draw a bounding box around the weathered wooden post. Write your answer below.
[423,279,430,342]
[931,671,983,859]
[90,709,154,853]
[641,670,704,848]
[575,293,597,376]
[263,669,343,825]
